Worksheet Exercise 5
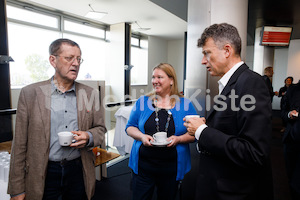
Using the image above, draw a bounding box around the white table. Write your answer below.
[0,180,10,200]
[113,106,134,155]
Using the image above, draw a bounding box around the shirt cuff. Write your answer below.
[86,131,94,147]
[195,124,208,140]
[10,192,25,198]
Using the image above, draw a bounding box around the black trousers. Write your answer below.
[131,170,179,200]
[43,157,87,200]
[283,141,300,200]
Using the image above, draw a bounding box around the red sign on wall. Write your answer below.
[261,26,292,46]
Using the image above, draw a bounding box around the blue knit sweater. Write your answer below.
[125,95,197,180]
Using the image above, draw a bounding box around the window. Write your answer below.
[64,20,105,38]
[64,33,107,80]
[7,5,59,29]
[131,37,139,46]
[8,23,60,87]
[130,37,148,85]
[7,3,107,87]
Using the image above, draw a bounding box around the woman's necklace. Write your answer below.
[154,98,172,133]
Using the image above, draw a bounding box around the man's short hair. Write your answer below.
[49,38,81,56]
[264,66,273,74]
[197,23,242,56]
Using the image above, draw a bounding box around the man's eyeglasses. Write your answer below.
[54,55,84,64]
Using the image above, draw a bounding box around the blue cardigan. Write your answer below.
[125,95,197,181]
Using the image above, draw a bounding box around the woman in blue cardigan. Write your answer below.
[126,63,197,200]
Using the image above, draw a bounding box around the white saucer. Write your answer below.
[150,140,172,147]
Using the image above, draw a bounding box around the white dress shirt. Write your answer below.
[195,61,244,140]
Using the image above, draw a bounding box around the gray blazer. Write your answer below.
[8,79,106,200]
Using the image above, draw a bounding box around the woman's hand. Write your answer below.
[127,126,154,146]
[166,132,195,147]
[141,134,154,146]
[166,135,180,147]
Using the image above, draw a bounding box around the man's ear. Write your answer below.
[224,44,232,58]
[49,55,56,68]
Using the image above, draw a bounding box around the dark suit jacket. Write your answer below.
[8,79,107,200]
[196,64,273,200]
[263,75,274,102]
[281,81,300,142]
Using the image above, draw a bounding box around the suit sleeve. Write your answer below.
[84,88,107,147]
[281,86,293,122]
[199,74,272,169]
[8,88,28,195]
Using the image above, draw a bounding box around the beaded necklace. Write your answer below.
[154,98,172,133]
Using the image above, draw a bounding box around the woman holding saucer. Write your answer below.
[126,63,197,200]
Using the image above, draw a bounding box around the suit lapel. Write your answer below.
[220,64,248,96]
[206,64,248,120]
[36,81,52,142]
[76,82,86,130]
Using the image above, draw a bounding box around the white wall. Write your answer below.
[211,0,248,60]
[272,48,289,110]
[287,39,300,83]
[147,36,168,92]
[245,45,254,70]
[107,23,125,103]
[264,47,275,70]
[253,27,264,75]
[253,27,275,76]
[167,39,185,92]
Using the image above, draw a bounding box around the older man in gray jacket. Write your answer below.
[8,38,106,200]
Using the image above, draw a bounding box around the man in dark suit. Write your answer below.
[184,23,273,200]
[262,66,278,102]
[281,80,300,199]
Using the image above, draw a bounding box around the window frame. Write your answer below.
[7,0,108,40]
[6,0,109,88]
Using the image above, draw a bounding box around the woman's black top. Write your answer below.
[138,106,177,176]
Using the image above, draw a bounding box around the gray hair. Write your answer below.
[49,38,81,55]
[197,23,241,56]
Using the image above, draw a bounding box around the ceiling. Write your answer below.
[16,0,188,40]
[13,0,300,44]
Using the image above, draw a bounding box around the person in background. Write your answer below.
[281,79,300,200]
[126,63,197,200]
[8,38,106,200]
[278,76,294,133]
[263,66,279,102]
[184,23,274,200]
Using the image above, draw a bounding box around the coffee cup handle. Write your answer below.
[72,134,78,143]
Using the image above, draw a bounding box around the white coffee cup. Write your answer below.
[153,132,167,143]
[185,115,200,122]
[58,131,74,146]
